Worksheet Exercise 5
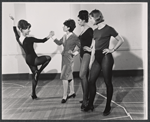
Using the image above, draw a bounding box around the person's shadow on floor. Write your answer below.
[111,36,143,106]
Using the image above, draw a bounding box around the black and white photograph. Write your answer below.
[1,2,148,120]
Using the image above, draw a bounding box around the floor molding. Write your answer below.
[2,70,143,80]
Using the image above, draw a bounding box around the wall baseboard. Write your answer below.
[2,70,143,81]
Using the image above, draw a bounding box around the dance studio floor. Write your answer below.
[2,75,145,120]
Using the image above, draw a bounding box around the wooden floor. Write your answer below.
[2,75,145,120]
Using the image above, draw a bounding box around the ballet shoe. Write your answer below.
[103,106,111,116]
[83,105,94,112]
[81,103,88,111]
[61,98,67,103]
[67,93,76,99]
[31,95,38,100]
[81,100,88,111]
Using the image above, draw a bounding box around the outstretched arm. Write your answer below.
[13,27,20,40]
[28,30,54,43]
[49,31,63,45]
[9,15,20,38]
[9,15,15,26]
[9,15,23,47]
[29,37,48,43]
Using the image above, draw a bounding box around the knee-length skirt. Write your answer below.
[60,55,74,80]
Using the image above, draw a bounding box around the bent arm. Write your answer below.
[83,29,93,52]
[72,38,81,52]
[76,38,81,49]
[71,38,81,56]
[112,35,124,51]
[83,38,94,52]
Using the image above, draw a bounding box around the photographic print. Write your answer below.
[1,2,148,120]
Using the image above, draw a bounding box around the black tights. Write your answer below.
[88,50,114,111]
[79,53,90,105]
[29,55,51,96]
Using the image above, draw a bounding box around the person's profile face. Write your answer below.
[22,27,30,35]
[77,17,85,26]
[89,15,95,25]
[63,25,69,32]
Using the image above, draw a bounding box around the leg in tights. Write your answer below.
[101,53,114,112]
[86,69,90,100]
[34,55,51,80]
[29,65,38,97]
[88,59,101,107]
[79,53,91,105]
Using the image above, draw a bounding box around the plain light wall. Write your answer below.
[2,3,29,74]
[2,2,147,74]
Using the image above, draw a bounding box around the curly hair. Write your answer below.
[63,19,76,32]
[17,20,31,31]
[78,10,89,23]
[90,9,104,25]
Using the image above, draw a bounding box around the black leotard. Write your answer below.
[13,26,48,66]
[78,28,93,58]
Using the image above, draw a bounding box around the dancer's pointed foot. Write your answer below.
[31,94,38,100]
[103,106,111,116]
[83,105,94,112]
[81,103,88,111]
[81,100,88,111]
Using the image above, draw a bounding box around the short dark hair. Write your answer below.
[17,20,31,31]
[90,9,104,25]
[78,10,89,23]
[63,19,76,32]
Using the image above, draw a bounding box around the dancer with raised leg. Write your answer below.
[10,15,53,99]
